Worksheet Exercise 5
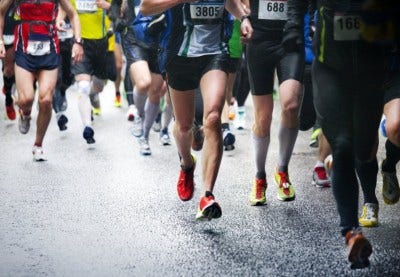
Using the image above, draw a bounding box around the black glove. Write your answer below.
[113,18,128,33]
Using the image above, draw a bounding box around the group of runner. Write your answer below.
[0,0,399,270]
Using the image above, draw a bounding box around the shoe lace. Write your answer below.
[278,172,290,189]
[255,179,266,198]
[363,205,377,219]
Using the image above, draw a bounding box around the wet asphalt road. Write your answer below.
[1,83,400,276]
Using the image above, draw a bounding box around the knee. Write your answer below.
[174,121,193,134]
[38,96,52,110]
[332,136,353,160]
[203,110,221,130]
[385,120,400,147]
[91,77,105,93]
[281,99,301,119]
[18,91,34,107]
[135,79,151,93]
[254,113,272,135]
[78,80,91,96]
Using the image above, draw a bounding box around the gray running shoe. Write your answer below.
[18,111,31,134]
[131,115,143,137]
[382,167,400,205]
[138,136,151,156]
[159,129,171,145]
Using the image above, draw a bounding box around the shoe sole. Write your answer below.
[275,178,295,201]
[277,195,295,201]
[33,157,47,162]
[382,188,400,205]
[196,202,222,221]
[312,180,331,188]
[348,236,372,269]
[358,220,379,228]
[250,199,266,206]
[224,144,235,151]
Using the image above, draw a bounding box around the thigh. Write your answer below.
[14,64,36,100]
[200,69,227,117]
[37,69,58,100]
[353,73,385,159]
[246,41,277,95]
[312,60,352,145]
[166,56,202,91]
[277,49,305,83]
[169,86,195,127]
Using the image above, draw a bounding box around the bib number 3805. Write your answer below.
[190,3,224,20]
[27,40,51,56]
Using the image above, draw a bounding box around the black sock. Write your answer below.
[256,172,266,179]
[356,158,379,204]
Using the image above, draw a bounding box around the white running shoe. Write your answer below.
[32,146,46,162]
[234,106,246,130]
[126,104,136,121]
[138,136,151,155]
[159,129,171,145]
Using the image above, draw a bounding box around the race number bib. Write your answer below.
[27,40,51,56]
[190,2,224,20]
[258,0,288,21]
[76,0,97,13]
[333,14,361,41]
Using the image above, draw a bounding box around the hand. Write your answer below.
[240,18,253,44]
[71,43,84,64]
[0,44,5,58]
[96,0,110,9]
[56,19,67,32]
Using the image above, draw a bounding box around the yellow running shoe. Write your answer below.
[250,178,267,206]
[114,94,122,107]
[274,171,295,201]
[359,203,379,227]
[92,107,101,115]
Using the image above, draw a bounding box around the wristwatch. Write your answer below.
[74,37,83,46]
[240,15,251,23]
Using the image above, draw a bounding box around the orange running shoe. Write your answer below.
[196,192,222,221]
[177,155,196,201]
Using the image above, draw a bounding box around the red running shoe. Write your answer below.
[196,192,222,221]
[6,103,16,120]
[177,155,196,201]
[345,228,372,269]
[312,166,331,188]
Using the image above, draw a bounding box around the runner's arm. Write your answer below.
[140,0,196,16]
[0,0,13,58]
[59,0,84,63]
